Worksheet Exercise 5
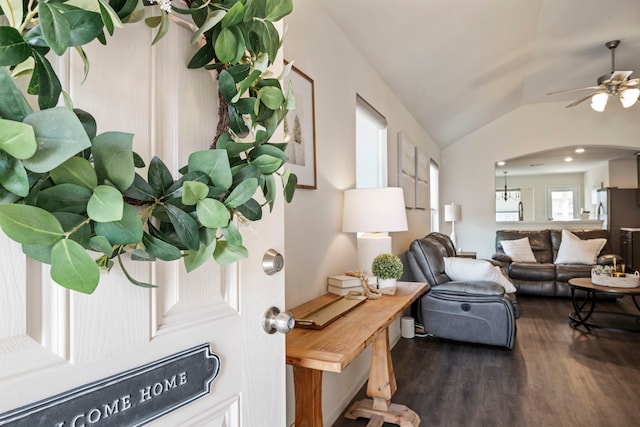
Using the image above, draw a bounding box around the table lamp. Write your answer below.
[444,202,461,250]
[342,187,408,274]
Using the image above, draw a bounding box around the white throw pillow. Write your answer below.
[555,229,606,265]
[444,257,517,293]
[500,237,537,263]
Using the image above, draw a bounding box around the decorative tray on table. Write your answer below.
[295,294,366,329]
[591,270,640,288]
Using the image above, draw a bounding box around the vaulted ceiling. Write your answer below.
[318,0,640,148]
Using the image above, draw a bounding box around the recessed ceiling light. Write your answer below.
[575,148,585,153]
[497,161,505,166]
[564,157,573,162]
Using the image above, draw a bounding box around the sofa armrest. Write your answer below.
[492,253,512,263]
[432,280,505,297]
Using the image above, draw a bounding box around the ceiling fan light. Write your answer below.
[591,93,608,112]
[620,88,640,108]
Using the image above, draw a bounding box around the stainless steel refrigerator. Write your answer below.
[596,188,640,256]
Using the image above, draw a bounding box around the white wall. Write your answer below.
[442,101,640,260]
[283,1,440,425]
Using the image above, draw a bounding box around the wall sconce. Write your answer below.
[342,187,408,274]
[444,202,461,250]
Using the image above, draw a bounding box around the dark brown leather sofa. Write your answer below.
[492,229,615,297]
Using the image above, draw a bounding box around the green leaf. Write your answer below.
[87,185,124,222]
[188,150,232,189]
[228,104,249,137]
[74,108,97,140]
[65,10,105,46]
[283,170,297,203]
[55,211,91,248]
[50,238,100,294]
[251,154,282,174]
[183,239,216,272]
[123,173,157,201]
[190,9,225,45]
[222,221,242,246]
[196,198,229,229]
[50,156,98,189]
[117,252,156,288]
[0,26,31,66]
[31,50,62,110]
[0,0,23,28]
[236,197,262,221]
[91,131,135,191]
[258,85,284,110]
[214,27,237,63]
[0,67,32,121]
[265,0,293,21]
[142,231,182,261]
[213,240,248,265]
[224,178,258,208]
[218,69,237,101]
[0,118,36,159]
[164,203,200,250]
[22,107,92,173]
[97,0,124,36]
[263,173,276,211]
[222,1,244,27]
[0,204,65,245]
[22,243,53,264]
[182,181,209,205]
[148,156,174,196]
[94,203,143,245]
[187,42,215,69]
[89,235,113,256]
[38,2,72,56]
[150,11,170,45]
[0,150,29,196]
[37,183,93,214]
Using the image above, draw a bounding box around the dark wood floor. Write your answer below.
[332,295,640,427]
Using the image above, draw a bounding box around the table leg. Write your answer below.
[293,366,323,427]
[570,287,596,331]
[345,329,420,426]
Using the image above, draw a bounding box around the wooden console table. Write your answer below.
[286,281,429,426]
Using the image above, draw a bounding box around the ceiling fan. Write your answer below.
[548,40,640,111]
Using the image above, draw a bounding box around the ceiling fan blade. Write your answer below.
[624,78,639,86]
[610,71,633,83]
[565,91,604,108]
[547,85,603,95]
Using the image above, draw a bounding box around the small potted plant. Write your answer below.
[371,253,404,289]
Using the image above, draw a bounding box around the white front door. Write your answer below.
[0,17,286,427]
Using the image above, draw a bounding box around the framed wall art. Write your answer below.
[283,62,317,189]
[397,132,416,209]
[415,148,429,210]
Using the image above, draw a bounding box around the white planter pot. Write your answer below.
[378,278,397,289]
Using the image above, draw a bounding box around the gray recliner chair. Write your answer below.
[401,232,518,349]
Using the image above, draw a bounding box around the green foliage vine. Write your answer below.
[0,0,297,294]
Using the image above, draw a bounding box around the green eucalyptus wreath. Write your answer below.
[0,0,297,294]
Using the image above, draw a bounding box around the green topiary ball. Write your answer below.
[371,253,403,280]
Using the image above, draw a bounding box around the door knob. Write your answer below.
[262,307,295,334]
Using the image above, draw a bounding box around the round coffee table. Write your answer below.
[568,277,640,332]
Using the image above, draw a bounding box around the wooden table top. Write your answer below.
[569,277,640,295]
[286,281,429,373]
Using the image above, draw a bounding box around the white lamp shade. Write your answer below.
[620,88,640,108]
[590,93,608,112]
[342,187,408,233]
[444,203,461,222]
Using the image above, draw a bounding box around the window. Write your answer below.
[355,95,387,188]
[430,160,439,231]
[546,186,579,220]
[496,190,521,221]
